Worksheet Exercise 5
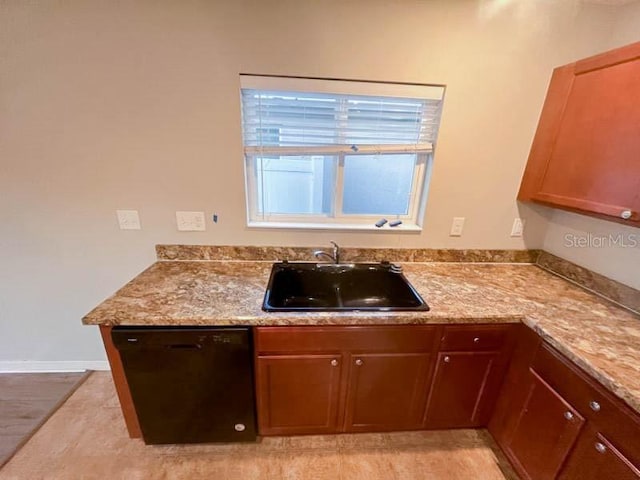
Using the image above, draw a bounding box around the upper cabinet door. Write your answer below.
[518,41,640,225]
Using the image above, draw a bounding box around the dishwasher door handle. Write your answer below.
[165,343,202,350]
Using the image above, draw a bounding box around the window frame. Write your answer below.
[240,75,443,231]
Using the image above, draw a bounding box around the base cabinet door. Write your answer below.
[424,351,501,428]
[559,426,640,480]
[506,371,585,480]
[256,354,343,435]
[491,335,640,480]
[343,353,431,432]
[254,325,439,436]
[253,325,522,436]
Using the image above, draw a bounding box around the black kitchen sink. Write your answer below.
[262,262,429,312]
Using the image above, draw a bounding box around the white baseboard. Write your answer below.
[0,361,110,373]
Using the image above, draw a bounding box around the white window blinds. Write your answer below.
[240,76,444,154]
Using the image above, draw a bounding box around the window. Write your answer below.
[240,75,445,230]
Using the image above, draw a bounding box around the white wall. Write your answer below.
[0,0,630,366]
[540,0,640,290]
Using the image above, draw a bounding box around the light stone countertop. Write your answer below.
[82,260,640,415]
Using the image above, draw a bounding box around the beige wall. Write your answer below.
[542,209,640,290]
[0,0,631,365]
[607,0,640,48]
[539,1,640,291]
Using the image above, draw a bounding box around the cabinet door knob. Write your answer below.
[564,411,574,421]
[621,210,632,220]
[589,400,601,412]
[443,356,451,363]
[234,423,246,432]
[355,358,363,366]
[330,359,338,367]
[473,337,480,343]
[595,442,607,454]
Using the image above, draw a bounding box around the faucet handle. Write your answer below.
[330,241,340,264]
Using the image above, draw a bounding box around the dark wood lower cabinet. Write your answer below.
[103,321,640,480]
[254,324,516,436]
[256,354,343,435]
[505,370,585,480]
[423,324,515,428]
[253,324,640,480]
[254,325,440,436]
[559,425,640,480]
[257,350,433,435]
[99,325,142,438]
[490,328,640,480]
[344,352,431,432]
[424,351,501,428]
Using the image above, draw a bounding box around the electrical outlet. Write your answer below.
[450,217,465,236]
[116,210,141,230]
[176,211,206,231]
[511,218,525,237]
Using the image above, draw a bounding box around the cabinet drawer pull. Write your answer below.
[595,442,607,454]
[330,359,338,367]
[564,411,574,421]
[589,400,601,412]
[355,359,363,366]
[443,356,451,363]
[621,210,632,220]
[473,337,480,343]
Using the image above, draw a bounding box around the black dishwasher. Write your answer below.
[112,326,256,445]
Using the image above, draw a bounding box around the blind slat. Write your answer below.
[245,144,433,156]
[241,85,443,150]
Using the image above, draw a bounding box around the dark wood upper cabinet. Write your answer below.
[518,41,640,226]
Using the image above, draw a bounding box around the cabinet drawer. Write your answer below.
[440,324,511,351]
[255,325,439,354]
[532,343,640,467]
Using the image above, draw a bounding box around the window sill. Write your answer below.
[247,221,422,232]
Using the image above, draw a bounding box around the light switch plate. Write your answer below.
[176,211,206,231]
[116,210,141,230]
[450,217,465,236]
[511,218,525,237]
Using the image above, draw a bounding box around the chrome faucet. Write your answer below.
[314,241,340,264]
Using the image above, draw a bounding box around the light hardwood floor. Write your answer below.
[0,372,518,479]
[0,372,87,467]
